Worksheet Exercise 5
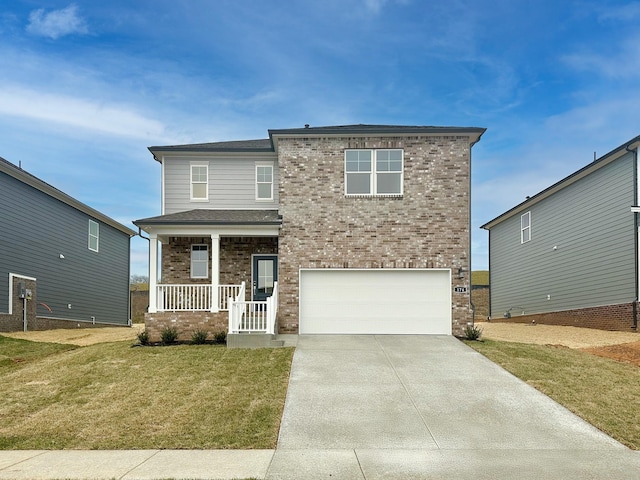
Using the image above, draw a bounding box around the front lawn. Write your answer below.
[466,339,640,449]
[0,336,294,449]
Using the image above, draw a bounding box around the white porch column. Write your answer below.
[148,233,158,313]
[211,233,220,312]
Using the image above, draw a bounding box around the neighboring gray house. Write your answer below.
[0,156,136,331]
[134,124,485,343]
[481,135,640,331]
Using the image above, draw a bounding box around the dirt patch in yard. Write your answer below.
[2,324,145,346]
[476,321,639,348]
[583,341,640,368]
[477,321,640,366]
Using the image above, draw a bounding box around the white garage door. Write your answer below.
[299,269,452,334]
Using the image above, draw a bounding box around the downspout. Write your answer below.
[629,144,639,330]
[469,141,474,327]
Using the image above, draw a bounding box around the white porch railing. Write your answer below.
[156,283,243,312]
[228,282,278,334]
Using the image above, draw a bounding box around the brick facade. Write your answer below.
[277,135,473,336]
[161,236,278,288]
[490,302,638,332]
[146,236,278,339]
[145,311,228,342]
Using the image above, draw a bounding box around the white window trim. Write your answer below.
[190,162,209,202]
[88,220,99,252]
[521,211,531,244]
[345,149,404,197]
[191,244,209,279]
[255,162,274,201]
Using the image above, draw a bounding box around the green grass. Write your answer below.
[0,336,294,449]
[466,339,640,449]
[471,270,489,286]
[0,335,77,373]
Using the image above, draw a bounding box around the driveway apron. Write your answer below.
[267,335,640,479]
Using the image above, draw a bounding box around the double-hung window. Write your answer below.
[191,245,208,278]
[88,220,99,252]
[256,163,274,201]
[345,149,403,196]
[190,163,208,201]
[521,211,531,243]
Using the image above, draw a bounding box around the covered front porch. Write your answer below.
[134,210,281,341]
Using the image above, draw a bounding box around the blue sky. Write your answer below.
[1,1,639,277]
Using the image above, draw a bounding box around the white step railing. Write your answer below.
[156,283,243,312]
[228,282,278,334]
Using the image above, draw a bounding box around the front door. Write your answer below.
[252,255,278,301]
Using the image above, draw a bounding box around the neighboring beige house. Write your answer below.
[134,124,485,344]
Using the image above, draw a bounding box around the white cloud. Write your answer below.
[0,86,166,140]
[27,4,88,39]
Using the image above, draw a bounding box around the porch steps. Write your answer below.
[227,333,285,349]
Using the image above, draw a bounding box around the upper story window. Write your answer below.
[521,211,531,243]
[190,163,208,201]
[191,244,208,278]
[88,220,99,252]
[256,163,274,201]
[345,149,403,196]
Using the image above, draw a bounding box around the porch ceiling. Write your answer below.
[134,209,281,241]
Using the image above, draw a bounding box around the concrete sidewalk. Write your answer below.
[0,449,274,479]
[1,335,639,479]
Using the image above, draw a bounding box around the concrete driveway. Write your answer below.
[267,335,640,479]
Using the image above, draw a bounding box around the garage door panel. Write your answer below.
[299,269,452,335]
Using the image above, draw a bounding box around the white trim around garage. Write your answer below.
[299,268,452,335]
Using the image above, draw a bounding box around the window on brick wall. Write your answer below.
[191,244,208,278]
[345,149,403,196]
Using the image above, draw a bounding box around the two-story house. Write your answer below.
[134,124,485,343]
[481,135,640,331]
[0,156,136,331]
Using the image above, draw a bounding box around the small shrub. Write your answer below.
[136,329,150,346]
[464,324,483,341]
[191,329,209,345]
[160,326,179,345]
[213,330,227,345]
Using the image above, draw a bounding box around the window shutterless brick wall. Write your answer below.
[161,236,278,289]
[277,135,473,336]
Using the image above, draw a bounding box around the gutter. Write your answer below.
[629,144,639,330]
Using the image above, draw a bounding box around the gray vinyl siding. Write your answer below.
[489,152,636,318]
[0,171,131,325]
[163,155,279,214]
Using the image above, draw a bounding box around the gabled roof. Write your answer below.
[148,124,486,161]
[134,209,282,226]
[0,156,136,236]
[481,134,640,231]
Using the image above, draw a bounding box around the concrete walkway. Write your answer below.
[0,335,639,479]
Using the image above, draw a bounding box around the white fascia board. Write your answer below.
[139,223,279,242]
